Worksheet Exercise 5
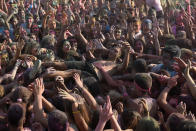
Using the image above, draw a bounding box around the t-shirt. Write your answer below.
[146,0,162,12]
[152,64,177,77]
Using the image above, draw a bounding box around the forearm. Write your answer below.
[157,87,170,104]
[112,74,134,81]
[80,86,99,110]
[0,9,7,18]
[42,61,66,70]
[10,65,19,80]
[42,96,55,112]
[6,12,14,24]
[95,120,106,131]
[34,95,48,127]
[155,38,161,56]
[44,69,81,78]
[157,87,176,114]
[100,69,119,87]
[78,33,88,46]
[119,51,130,71]
[110,115,121,131]
[139,53,162,59]
[164,18,169,34]
[2,0,8,14]
[185,75,196,99]
[42,15,48,29]
[72,102,89,131]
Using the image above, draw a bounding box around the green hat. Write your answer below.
[134,73,152,92]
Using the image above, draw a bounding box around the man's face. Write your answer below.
[142,24,151,34]
[27,18,33,26]
[49,20,56,29]
[63,43,71,53]
[133,22,141,33]
[1,51,9,66]
[115,29,122,40]
[13,18,18,25]
[134,40,143,53]
[11,45,17,54]
[70,39,77,51]
[31,47,39,56]
[108,46,121,60]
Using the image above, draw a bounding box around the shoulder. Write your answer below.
[151,64,163,72]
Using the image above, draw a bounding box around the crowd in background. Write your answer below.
[0,0,196,130]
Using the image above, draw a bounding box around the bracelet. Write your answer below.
[123,92,128,97]
[72,111,80,114]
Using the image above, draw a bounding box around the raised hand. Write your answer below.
[73,73,83,88]
[176,101,186,115]
[15,59,22,68]
[183,60,191,78]
[99,96,113,122]
[17,39,25,51]
[186,111,196,121]
[173,57,187,72]
[58,88,76,103]
[167,75,179,89]
[34,78,45,96]
[139,98,149,116]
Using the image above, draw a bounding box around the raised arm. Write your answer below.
[58,88,89,131]
[33,78,48,128]
[94,63,123,88]
[8,39,25,67]
[95,96,115,131]
[183,61,196,100]
[73,73,99,110]
[152,17,161,56]
[43,67,81,78]
[5,11,17,30]
[157,76,179,115]
[75,24,89,46]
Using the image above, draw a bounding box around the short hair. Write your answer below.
[8,103,25,127]
[180,120,196,131]
[162,45,181,58]
[11,86,33,104]
[136,116,160,131]
[166,113,186,131]
[41,35,56,50]
[48,110,68,131]
[181,48,193,58]
[122,110,141,130]
[133,59,147,73]
[134,73,152,92]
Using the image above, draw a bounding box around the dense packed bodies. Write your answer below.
[0,0,196,130]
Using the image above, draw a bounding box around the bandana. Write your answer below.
[134,81,151,94]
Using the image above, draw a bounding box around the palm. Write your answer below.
[73,73,83,88]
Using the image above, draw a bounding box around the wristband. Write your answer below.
[72,111,80,114]
[123,92,128,97]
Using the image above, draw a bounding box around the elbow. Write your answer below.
[157,97,165,105]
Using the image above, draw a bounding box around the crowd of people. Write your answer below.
[0,0,196,130]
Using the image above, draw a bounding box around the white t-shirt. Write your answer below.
[146,0,163,12]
